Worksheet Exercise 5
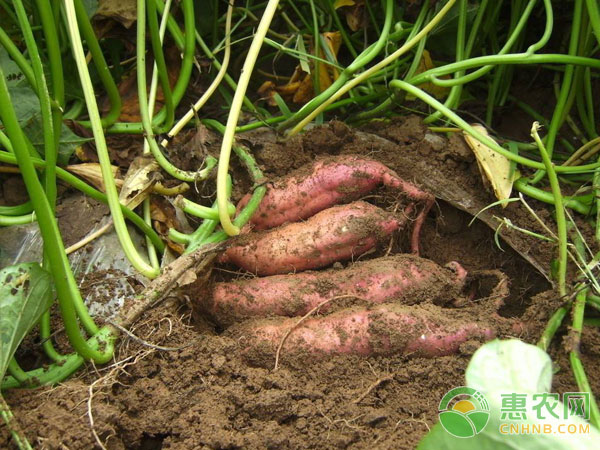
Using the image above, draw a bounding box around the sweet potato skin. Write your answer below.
[206,255,468,326]
[219,201,401,275]
[227,303,496,367]
[238,155,432,231]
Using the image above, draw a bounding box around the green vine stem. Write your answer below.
[388,80,600,173]
[162,0,235,145]
[143,0,173,272]
[135,0,203,182]
[216,0,281,236]
[286,0,458,137]
[73,0,122,127]
[0,26,36,89]
[0,65,114,362]
[568,289,600,427]
[0,146,164,252]
[13,0,56,205]
[531,122,568,298]
[64,0,159,278]
[2,327,114,389]
[0,395,32,450]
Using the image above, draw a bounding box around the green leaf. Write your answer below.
[5,86,39,124]
[419,340,600,449]
[23,119,90,165]
[0,47,26,88]
[81,0,99,17]
[0,263,53,380]
[0,84,90,163]
[296,34,311,74]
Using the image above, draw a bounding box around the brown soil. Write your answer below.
[2,118,599,449]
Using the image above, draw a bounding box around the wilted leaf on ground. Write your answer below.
[66,163,122,192]
[463,124,517,206]
[0,263,53,379]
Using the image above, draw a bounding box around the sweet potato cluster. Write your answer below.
[196,156,503,366]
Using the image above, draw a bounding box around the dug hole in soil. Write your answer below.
[2,117,600,449]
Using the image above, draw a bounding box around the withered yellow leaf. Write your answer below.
[66,163,122,192]
[463,124,517,207]
[119,155,161,209]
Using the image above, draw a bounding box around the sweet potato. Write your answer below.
[219,201,401,275]
[237,155,434,252]
[227,303,496,367]
[206,255,468,326]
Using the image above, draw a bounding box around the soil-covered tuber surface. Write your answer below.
[2,119,600,449]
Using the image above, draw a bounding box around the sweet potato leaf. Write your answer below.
[0,80,90,164]
[0,263,53,381]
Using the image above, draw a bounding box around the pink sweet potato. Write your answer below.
[206,255,468,326]
[219,201,401,275]
[237,155,434,252]
[227,303,496,367]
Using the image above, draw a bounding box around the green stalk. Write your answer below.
[40,311,65,362]
[326,0,357,58]
[586,0,600,45]
[64,0,159,278]
[73,0,122,127]
[13,0,56,196]
[0,26,36,89]
[538,302,571,352]
[2,327,114,389]
[513,179,591,215]
[143,0,173,273]
[531,122,568,297]
[309,0,322,124]
[278,0,394,131]
[0,147,164,252]
[216,0,281,236]
[412,0,552,90]
[15,0,65,364]
[389,80,600,173]
[178,197,235,220]
[0,66,113,363]
[424,0,468,124]
[569,289,600,427]
[163,0,234,143]
[529,0,583,184]
[594,154,600,242]
[0,202,33,215]
[184,179,231,253]
[146,0,174,132]
[35,0,63,209]
[136,0,200,182]
[408,53,600,88]
[0,214,35,226]
[0,395,32,450]
[287,0,458,136]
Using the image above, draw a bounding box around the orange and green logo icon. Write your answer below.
[439,386,490,438]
